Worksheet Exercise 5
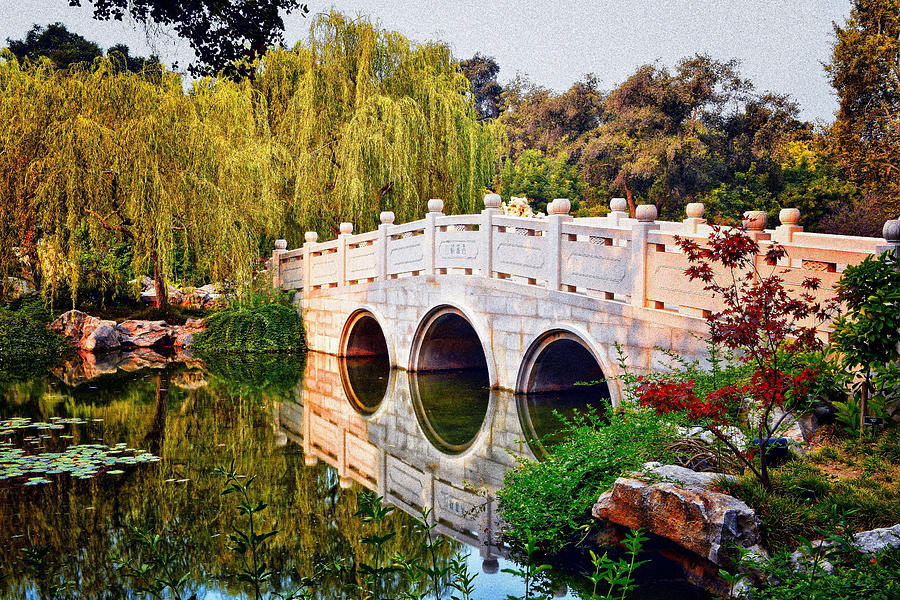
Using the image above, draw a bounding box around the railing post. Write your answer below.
[608,197,629,227]
[338,222,353,286]
[271,239,287,288]
[547,198,573,291]
[683,203,706,234]
[877,219,900,260]
[378,211,394,280]
[425,199,443,275]
[302,231,318,293]
[630,204,658,309]
[481,193,501,277]
[773,208,803,243]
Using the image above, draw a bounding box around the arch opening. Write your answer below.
[517,331,613,457]
[409,370,491,455]
[343,313,389,358]
[521,334,609,395]
[340,311,391,414]
[414,310,489,379]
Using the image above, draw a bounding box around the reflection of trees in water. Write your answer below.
[0,354,457,599]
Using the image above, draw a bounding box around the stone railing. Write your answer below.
[273,195,899,332]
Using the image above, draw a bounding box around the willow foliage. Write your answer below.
[0,52,287,301]
[254,11,500,241]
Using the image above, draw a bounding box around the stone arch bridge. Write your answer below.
[272,195,892,403]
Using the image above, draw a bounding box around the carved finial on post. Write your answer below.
[483,193,501,211]
[428,198,444,214]
[548,198,571,215]
[304,231,318,245]
[380,211,395,225]
[609,197,628,226]
[683,203,706,234]
[878,218,900,260]
[271,239,288,288]
[636,204,658,223]
[742,210,770,242]
[339,222,353,236]
[774,208,803,243]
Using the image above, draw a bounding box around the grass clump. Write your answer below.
[751,545,900,600]
[497,404,679,553]
[0,297,69,382]
[720,430,900,550]
[192,303,304,353]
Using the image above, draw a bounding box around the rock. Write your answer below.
[197,284,217,294]
[82,324,121,352]
[593,463,760,566]
[51,310,91,338]
[678,425,749,452]
[6,277,36,299]
[173,331,194,348]
[641,462,737,487]
[852,524,900,554]
[116,320,170,347]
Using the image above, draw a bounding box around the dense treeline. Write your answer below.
[482,0,897,235]
[0,12,498,303]
[0,1,896,306]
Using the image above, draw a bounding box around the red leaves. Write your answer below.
[635,377,732,424]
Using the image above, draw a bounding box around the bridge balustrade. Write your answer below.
[272,195,897,337]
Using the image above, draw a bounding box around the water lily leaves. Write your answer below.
[0,417,159,487]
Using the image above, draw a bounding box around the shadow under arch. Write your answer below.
[515,328,613,456]
[407,304,495,387]
[339,308,392,415]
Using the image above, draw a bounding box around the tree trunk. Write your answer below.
[624,180,636,218]
[152,249,169,312]
[145,370,170,455]
[859,376,870,438]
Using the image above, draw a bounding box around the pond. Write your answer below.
[0,348,709,599]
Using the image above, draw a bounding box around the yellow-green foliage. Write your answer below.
[254,11,500,241]
[0,13,499,301]
[0,51,286,302]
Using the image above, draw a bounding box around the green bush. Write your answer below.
[192,303,305,353]
[0,297,69,382]
[497,405,679,553]
[751,546,900,600]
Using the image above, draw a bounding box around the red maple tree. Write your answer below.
[636,224,835,492]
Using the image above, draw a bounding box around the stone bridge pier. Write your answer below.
[273,196,891,402]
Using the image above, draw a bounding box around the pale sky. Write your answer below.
[0,0,850,123]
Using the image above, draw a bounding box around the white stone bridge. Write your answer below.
[272,195,892,403]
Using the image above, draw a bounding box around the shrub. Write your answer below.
[192,303,305,353]
[497,405,679,553]
[0,297,69,382]
[750,545,900,600]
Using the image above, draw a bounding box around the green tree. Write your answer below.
[0,54,286,307]
[832,251,900,434]
[6,23,102,69]
[498,150,582,214]
[828,0,900,223]
[70,0,309,77]
[459,53,503,121]
[252,11,499,241]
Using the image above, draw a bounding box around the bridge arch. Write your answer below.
[339,307,394,363]
[408,304,497,388]
[516,326,618,404]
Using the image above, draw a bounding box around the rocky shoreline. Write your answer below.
[51,310,206,351]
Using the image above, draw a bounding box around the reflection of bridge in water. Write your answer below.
[274,351,584,571]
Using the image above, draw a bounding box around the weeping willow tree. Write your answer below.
[0,52,287,306]
[253,11,500,241]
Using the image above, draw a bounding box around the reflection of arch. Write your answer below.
[516,327,615,402]
[408,305,497,387]
[340,307,394,363]
[339,355,392,416]
[408,371,495,456]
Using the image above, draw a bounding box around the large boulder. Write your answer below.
[593,463,760,566]
[116,320,170,347]
[82,324,121,352]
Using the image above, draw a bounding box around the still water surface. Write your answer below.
[0,349,707,599]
